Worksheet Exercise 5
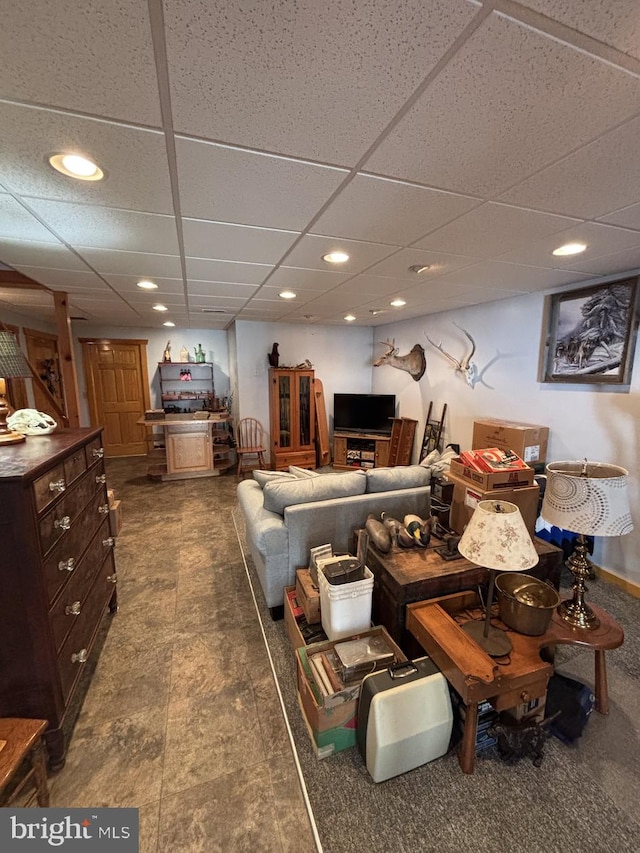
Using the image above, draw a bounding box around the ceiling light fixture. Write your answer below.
[152,304,168,312]
[390,298,406,307]
[136,279,158,290]
[163,321,175,327]
[344,314,356,322]
[49,153,104,181]
[369,309,384,316]
[279,290,296,299]
[408,264,431,275]
[323,251,350,264]
[552,242,587,257]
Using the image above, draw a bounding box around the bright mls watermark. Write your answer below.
[0,809,138,850]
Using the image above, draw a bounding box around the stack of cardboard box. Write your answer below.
[107,488,122,537]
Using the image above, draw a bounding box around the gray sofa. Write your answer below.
[237,465,431,617]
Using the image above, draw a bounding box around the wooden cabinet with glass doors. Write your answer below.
[268,368,316,470]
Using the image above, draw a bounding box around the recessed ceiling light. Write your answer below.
[153,304,168,312]
[49,153,104,181]
[390,298,406,307]
[279,290,296,299]
[552,242,587,257]
[408,264,431,274]
[163,321,175,327]
[323,251,350,264]
[137,279,158,290]
[344,314,356,322]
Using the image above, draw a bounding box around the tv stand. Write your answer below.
[333,418,417,469]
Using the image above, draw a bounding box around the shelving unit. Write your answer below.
[333,418,418,470]
[269,368,316,470]
[139,413,234,480]
[158,361,214,413]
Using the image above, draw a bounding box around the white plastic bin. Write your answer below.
[318,566,374,641]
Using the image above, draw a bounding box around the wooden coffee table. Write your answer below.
[366,538,563,651]
[406,591,624,773]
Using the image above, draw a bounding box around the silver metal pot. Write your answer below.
[495,573,561,636]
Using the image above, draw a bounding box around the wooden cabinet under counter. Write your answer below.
[0,427,118,770]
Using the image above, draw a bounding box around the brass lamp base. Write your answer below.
[0,429,26,444]
[558,534,600,630]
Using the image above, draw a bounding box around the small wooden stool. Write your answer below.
[0,718,50,807]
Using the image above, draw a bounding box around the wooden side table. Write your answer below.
[0,718,50,807]
[366,538,563,650]
[406,592,624,774]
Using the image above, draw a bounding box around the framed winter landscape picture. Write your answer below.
[541,276,640,385]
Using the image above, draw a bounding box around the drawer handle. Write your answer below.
[98,503,109,514]
[102,537,115,548]
[65,601,81,616]
[54,515,71,531]
[49,478,66,493]
[58,558,75,572]
[92,447,105,459]
[71,649,88,664]
[106,573,117,584]
[95,474,107,485]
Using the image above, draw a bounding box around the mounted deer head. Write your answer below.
[373,339,426,382]
[425,323,478,387]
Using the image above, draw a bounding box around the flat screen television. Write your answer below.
[333,393,396,436]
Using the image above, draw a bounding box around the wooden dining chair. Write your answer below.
[236,417,267,477]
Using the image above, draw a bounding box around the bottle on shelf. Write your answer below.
[180,345,189,362]
[163,341,171,363]
[195,344,206,363]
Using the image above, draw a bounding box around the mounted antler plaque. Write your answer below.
[373,339,426,382]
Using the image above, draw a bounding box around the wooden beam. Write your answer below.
[0,270,51,289]
[53,292,81,427]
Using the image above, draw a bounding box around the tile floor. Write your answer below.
[47,456,318,853]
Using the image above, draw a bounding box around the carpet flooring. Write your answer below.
[234,509,640,853]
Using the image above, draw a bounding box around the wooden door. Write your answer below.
[23,327,65,416]
[3,324,29,410]
[81,338,150,457]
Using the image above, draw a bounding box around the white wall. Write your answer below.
[371,287,640,588]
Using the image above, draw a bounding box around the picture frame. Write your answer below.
[540,276,640,385]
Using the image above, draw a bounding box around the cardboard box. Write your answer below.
[296,568,321,625]
[448,473,539,536]
[472,419,549,465]
[284,586,306,651]
[106,488,116,508]
[109,499,122,537]
[449,457,535,491]
[296,626,405,757]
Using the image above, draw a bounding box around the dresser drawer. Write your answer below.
[43,489,111,602]
[85,437,105,467]
[64,446,88,486]
[33,463,67,513]
[39,467,107,556]
[57,552,116,704]
[49,517,113,653]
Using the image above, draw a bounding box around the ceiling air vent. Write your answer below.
[201,308,227,314]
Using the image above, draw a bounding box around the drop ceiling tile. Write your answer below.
[339,275,411,298]
[188,282,258,300]
[25,201,179,253]
[0,0,161,124]
[185,258,272,284]
[284,234,397,273]
[103,275,185,295]
[313,174,481,245]
[255,286,322,303]
[414,202,580,258]
[76,249,182,278]
[520,1,640,60]
[266,267,352,292]
[366,13,640,196]
[0,195,58,242]
[366,247,475,280]
[0,238,90,270]
[298,290,360,312]
[563,246,640,278]
[598,203,640,231]
[0,104,172,213]
[176,138,347,229]
[182,219,298,264]
[12,266,107,290]
[435,261,587,292]
[496,222,640,269]
[164,0,477,163]
[500,115,640,219]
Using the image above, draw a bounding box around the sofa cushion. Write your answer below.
[263,470,366,515]
[288,465,320,479]
[365,465,431,493]
[252,469,297,488]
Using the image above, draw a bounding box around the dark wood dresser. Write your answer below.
[0,428,118,770]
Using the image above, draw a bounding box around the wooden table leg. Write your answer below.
[32,739,50,807]
[594,649,609,715]
[459,700,478,774]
